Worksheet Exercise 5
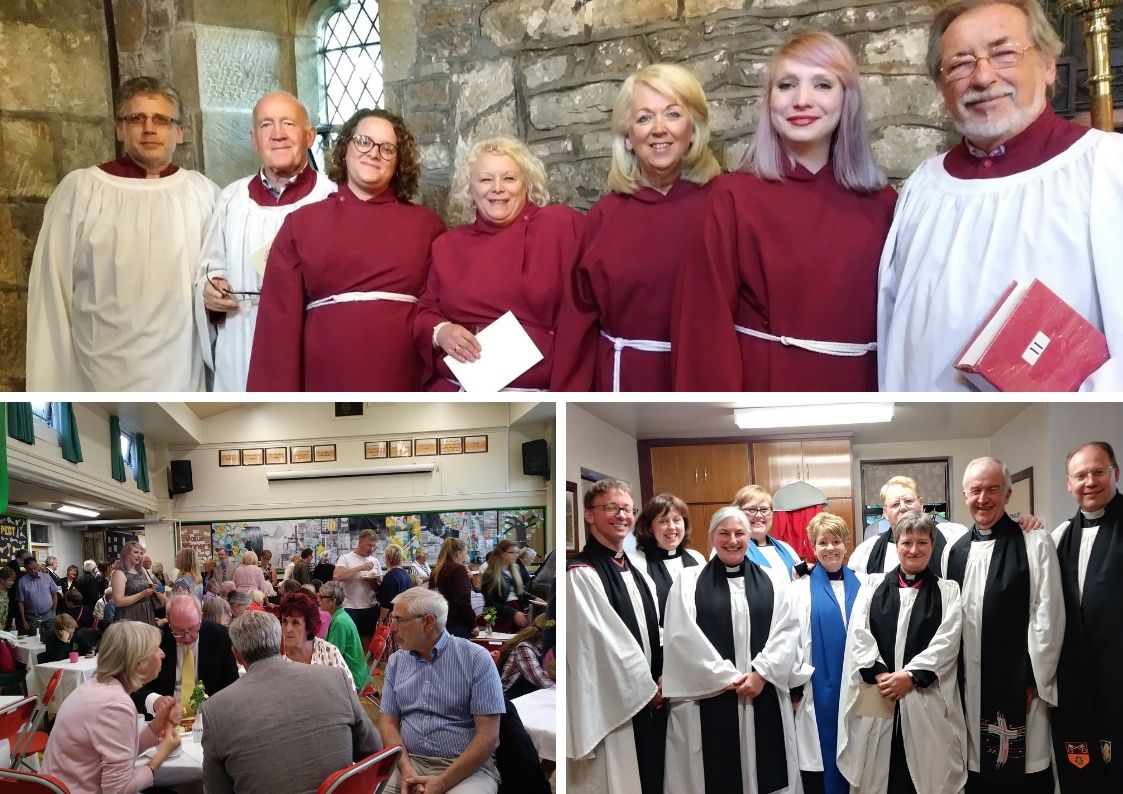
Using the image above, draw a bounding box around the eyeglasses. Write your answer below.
[171,624,201,639]
[206,265,260,303]
[388,614,422,625]
[939,43,1037,83]
[117,112,180,128]
[885,497,920,511]
[588,504,638,516]
[741,507,772,518]
[349,135,398,158]
[1067,467,1115,483]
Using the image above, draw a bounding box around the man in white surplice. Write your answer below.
[567,479,665,794]
[944,457,1063,794]
[26,76,219,391]
[661,506,806,794]
[838,511,967,794]
[196,91,335,391]
[877,0,1123,391]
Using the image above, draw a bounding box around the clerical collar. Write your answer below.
[724,565,743,578]
[259,164,308,198]
[1080,506,1107,521]
[943,106,1089,179]
[826,567,845,581]
[650,546,681,561]
[972,526,996,542]
[898,572,922,589]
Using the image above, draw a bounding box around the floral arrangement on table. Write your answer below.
[482,607,498,635]
[181,680,208,730]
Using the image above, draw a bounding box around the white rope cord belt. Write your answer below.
[306,291,418,311]
[599,330,671,392]
[734,324,876,357]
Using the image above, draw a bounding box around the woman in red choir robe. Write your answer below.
[672,31,897,392]
[551,64,723,392]
[413,137,584,390]
[247,109,445,391]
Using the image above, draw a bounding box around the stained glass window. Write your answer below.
[316,1,384,167]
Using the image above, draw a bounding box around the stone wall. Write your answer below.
[385,0,958,222]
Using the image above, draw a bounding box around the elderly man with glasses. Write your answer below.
[567,478,665,794]
[196,91,335,391]
[1051,441,1123,793]
[878,0,1123,392]
[27,75,219,391]
[131,594,239,718]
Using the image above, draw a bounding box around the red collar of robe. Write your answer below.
[247,163,320,207]
[98,155,180,178]
[625,178,702,205]
[942,106,1089,179]
[335,181,400,205]
[470,201,541,235]
[778,156,834,183]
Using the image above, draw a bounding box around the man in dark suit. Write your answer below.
[132,594,239,716]
[202,611,381,794]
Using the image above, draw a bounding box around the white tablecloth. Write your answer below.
[6,635,46,694]
[512,687,556,762]
[28,655,98,715]
[138,731,205,787]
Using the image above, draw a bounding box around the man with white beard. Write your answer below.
[877,0,1123,391]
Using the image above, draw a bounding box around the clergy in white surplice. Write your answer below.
[792,513,862,794]
[1051,442,1123,794]
[631,493,706,619]
[839,512,967,794]
[567,479,665,794]
[661,506,807,794]
[195,92,335,392]
[26,76,219,392]
[877,0,1123,392]
[945,457,1063,794]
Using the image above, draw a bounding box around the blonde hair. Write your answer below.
[54,613,78,637]
[880,475,920,503]
[241,549,258,566]
[452,136,550,210]
[175,548,201,584]
[96,620,162,693]
[607,63,721,194]
[732,484,772,508]
[806,512,849,546]
[432,537,467,586]
[385,544,403,566]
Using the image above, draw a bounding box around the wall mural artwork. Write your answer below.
[0,516,28,560]
[182,507,546,570]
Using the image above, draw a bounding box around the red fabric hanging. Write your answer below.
[771,505,824,562]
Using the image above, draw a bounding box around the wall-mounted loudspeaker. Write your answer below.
[522,439,550,479]
[168,459,193,495]
[335,403,364,417]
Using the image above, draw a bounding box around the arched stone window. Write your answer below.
[314,0,385,166]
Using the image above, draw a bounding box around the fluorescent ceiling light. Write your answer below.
[266,464,436,482]
[57,504,100,518]
[734,403,894,430]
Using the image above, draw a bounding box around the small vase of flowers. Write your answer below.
[482,607,498,637]
[180,680,207,731]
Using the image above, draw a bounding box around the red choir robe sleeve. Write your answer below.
[412,238,451,384]
[670,176,746,391]
[246,214,306,391]
[549,203,606,392]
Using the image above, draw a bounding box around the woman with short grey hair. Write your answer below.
[321,579,367,690]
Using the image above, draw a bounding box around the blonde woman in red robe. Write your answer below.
[672,31,896,392]
[413,137,584,390]
[552,63,722,392]
[247,109,445,391]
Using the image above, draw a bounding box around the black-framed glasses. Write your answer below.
[939,43,1036,82]
[117,112,180,128]
[741,507,772,517]
[588,504,638,516]
[206,264,260,303]
[171,624,201,639]
[349,135,398,159]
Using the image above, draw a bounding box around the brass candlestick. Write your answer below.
[1060,0,1122,130]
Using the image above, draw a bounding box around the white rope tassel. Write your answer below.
[734,324,876,357]
[599,330,672,392]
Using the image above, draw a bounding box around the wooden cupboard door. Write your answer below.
[650,446,699,501]
[695,444,750,502]
[685,502,724,558]
[824,497,856,548]
[751,441,805,492]
[801,439,853,498]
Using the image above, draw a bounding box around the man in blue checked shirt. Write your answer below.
[379,587,505,794]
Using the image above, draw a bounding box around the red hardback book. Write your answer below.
[955,279,1109,392]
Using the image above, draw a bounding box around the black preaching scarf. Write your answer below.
[868,564,943,679]
[867,523,948,576]
[694,557,788,793]
[637,540,699,620]
[946,513,1031,783]
[1053,491,1123,793]
[568,535,665,794]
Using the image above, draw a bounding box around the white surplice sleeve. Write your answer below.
[566,565,658,760]
[1080,131,1123,391]
[194,180,240,373]
[1026,529,1065,706]
[660,567,741,701]
[752,578,809,690]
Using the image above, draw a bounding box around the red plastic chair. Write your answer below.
[359,624,392,707]
[10,669,64,770]
[317,744,402,794]
[0,695,38,749]
[0,768,72,793]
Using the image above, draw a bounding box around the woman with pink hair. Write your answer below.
[673,30,896,392]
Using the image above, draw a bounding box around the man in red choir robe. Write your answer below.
[878,0,1123,391]
[196,92,335,392]
[246,109,444,392]
[27,76,219,391]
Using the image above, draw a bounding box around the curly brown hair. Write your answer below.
[327,108,421,202]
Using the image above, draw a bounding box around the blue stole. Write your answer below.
[746,536,798,576]
[810,563,860,794]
